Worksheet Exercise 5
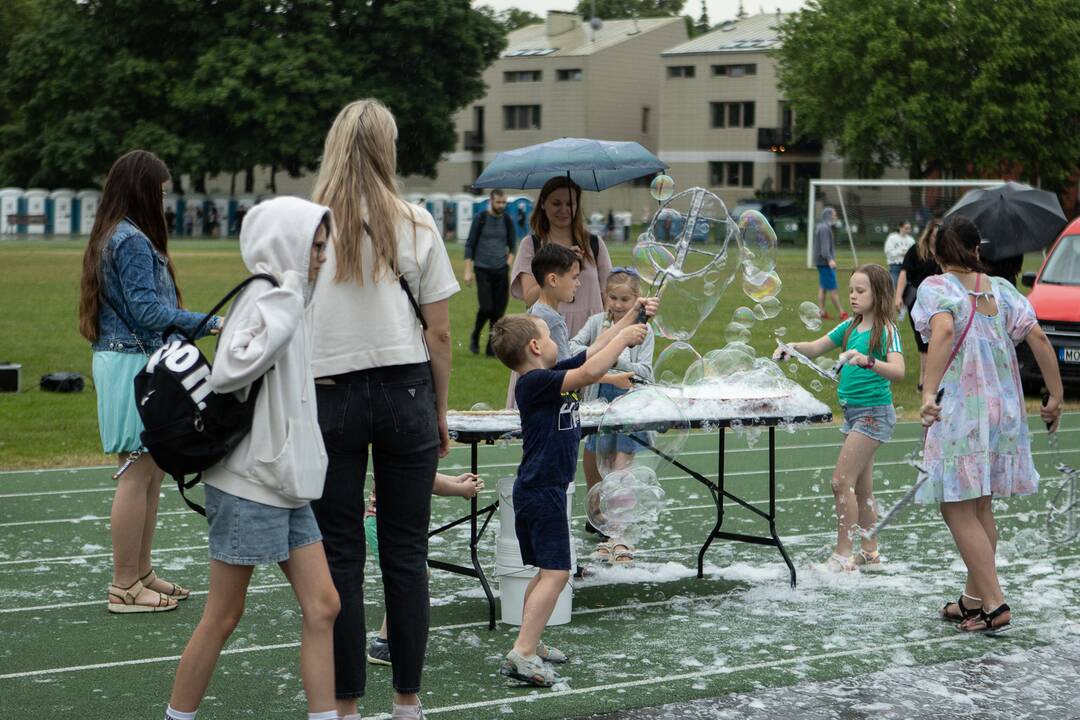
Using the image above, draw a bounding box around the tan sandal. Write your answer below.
[592,541,613,563]
[140,568,190,600]
[610,541,635,565]
[107,579,178,614]
[852,550,883,572]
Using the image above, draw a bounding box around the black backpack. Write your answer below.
[133,273,279,515]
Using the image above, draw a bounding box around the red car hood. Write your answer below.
[1028,283,1080,322]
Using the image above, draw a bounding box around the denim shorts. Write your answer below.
[584,430,646,455]
[204,484,322,566]
[840,404,896,444]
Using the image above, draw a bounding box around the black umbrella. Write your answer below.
[946,181,1067,261]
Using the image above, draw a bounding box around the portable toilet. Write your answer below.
[75,189,101,236]
[234,195,257,235]
[426,193,450,237]
[614,211,633,242]
[164,193,181,235]
[452,193,475,241]
[21,189,48,234]
[49,189,76,235]
[506,195,534,239]
[211,195,230,237]
[0,188,24,235]
[184,194,207,235]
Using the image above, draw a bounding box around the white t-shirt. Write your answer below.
[310,204,459,376]
[884,232,915,265]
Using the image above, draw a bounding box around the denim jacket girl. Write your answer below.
[93,219,218,353]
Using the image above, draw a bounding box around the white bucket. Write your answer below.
[495,476,576,626]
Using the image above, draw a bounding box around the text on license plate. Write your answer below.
[1062,347,1080,363]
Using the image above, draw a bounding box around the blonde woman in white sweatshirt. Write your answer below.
[165,198,341,720]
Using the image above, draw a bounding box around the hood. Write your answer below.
[239,196,332,302]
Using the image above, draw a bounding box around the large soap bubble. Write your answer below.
[798,301,823,330]
[593,386,691,479]
[738,209,778,274]
[649,174,675,202]
[585,465,665,543]
[703,344,756,376]
[742,269,783,303]
[654,341,701,386]
[724,322,751,344]
[651,272,724,342]
[753,296,783,320]
[732,306,756,327]
[633,239,677,284]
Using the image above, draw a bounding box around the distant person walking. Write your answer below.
[814,206,847,320]
[894,218,942,391]
[77,150,222,614]
[884,221,915,289]
[464,189,517,355]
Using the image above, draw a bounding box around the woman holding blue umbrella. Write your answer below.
[506,176,612,407]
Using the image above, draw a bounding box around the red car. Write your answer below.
[1019,216,1080,391]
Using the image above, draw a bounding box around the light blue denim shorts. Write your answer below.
[840,404,896,444]
[204,485,322,566]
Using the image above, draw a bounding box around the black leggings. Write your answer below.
[311,362,439,697]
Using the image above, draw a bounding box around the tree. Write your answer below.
[575,0,685,19]
[696,0,710,33]
[775,0,1080,191]
[495,7,541,31]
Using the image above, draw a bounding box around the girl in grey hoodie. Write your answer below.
[165,197,342,720]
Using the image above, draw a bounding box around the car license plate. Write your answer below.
[1062,347,1080,363]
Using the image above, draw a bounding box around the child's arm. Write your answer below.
[1025,325,1064,431]
[772,334,837,361]
[433,472,484,498]
[211,271,305,394]
[586,297,658,358]
[612,327,654,381]
[563,324,647,393]
[838,349,905,381]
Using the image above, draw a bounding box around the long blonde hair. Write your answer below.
[312,99,423,284]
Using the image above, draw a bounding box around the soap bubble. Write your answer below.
[586,465,665,542]
[653,341,701,386]
[787,363,799,376]
[815,356,836,374]
[810,380,824,393]
[703,345,755,376]
[724,322,751,344]
[742,269,783,303]
[594,386,690,480]
[633,239,677,284]
[738,209,778,274]
[653,208,684,244]
[774,326,787,337]
[732,306,756,327]
[756,296,783,319]
[651,273,722,342]
[470,402,492,412]
[682,358,708,385]
[649,174,675,202]
[798,301,823,331]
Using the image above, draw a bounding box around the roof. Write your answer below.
[502,16,682,59]
[662,12,789,56]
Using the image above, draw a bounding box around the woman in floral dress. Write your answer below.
[914,214,1062,633]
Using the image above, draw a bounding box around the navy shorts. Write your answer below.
[513,485,571,571]
[817,265,838,291]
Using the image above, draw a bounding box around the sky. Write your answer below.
[473,0,809,24]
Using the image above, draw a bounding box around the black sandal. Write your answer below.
[940,594,981,622]
[957,603,1011,634]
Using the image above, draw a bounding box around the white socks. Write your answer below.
[308,712,339,720]
[165,707,196,720]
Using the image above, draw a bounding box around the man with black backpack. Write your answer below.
[464,188,517,355]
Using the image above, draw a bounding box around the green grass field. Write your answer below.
[0,237,1070,470]
[1,417,1078,718]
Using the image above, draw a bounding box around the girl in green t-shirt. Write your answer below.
[775,264,905,572]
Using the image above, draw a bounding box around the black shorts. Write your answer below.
[513,485,571,571]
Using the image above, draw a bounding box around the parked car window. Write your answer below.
[1041,234,1080,285]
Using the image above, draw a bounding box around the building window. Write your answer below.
[779,162,821,192]
[667,65,696,79]
[556,68,583,81]
[709,161,755,188]
[503,105,542,130]
[710,101,756,128]
[472,160,484,183]
[711,63,757,77]
[504,70,542,83]
[641,106,650,134]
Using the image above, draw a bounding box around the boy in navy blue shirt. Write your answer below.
[489,308,651,687]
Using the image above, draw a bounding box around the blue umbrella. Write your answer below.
[472,137,666,192]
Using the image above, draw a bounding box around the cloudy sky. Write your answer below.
[474,0,808,24]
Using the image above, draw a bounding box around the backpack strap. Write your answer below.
[361,220,427,331]
[175,473,207,516]
[590,233,600,263]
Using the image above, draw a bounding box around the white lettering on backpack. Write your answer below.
[146,340,183,373]
[146,341,212,411]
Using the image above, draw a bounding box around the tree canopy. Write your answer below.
[0,0,505,189]
[575,0,686,20]
[775,0,1080,191]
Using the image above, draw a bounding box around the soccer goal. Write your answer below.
[805,178,1004,268]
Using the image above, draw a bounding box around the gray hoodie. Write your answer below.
[813,207,836,266]
[203,197,331,508]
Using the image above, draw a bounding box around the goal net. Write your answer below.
[805,179,1003,268]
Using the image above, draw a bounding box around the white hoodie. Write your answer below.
[202,197,330,509]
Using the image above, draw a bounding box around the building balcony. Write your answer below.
[463,130,485,152]
[757,127,822,154]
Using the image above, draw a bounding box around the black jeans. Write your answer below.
[311,362,439,698]
[472,266,510,342]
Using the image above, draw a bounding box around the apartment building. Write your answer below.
[400,11,688,217]
[657,12,837,213]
